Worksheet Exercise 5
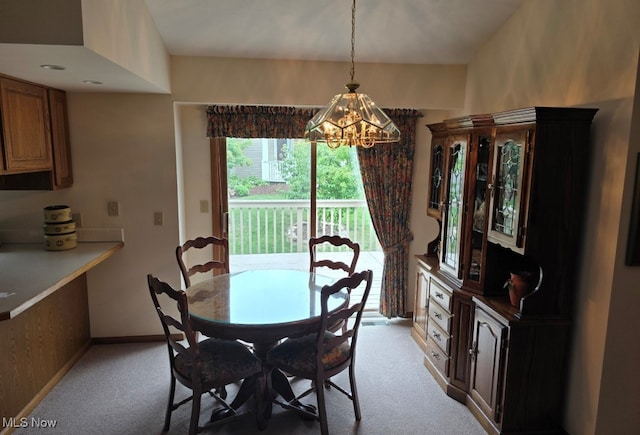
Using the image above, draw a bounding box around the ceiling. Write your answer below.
[146,0,525,64]
[0,0,526,93]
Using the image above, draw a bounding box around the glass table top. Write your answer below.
[186,269,347,326]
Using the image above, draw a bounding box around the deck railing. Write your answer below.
[227,199,381,255]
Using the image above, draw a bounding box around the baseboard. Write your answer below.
[91,334,182,344]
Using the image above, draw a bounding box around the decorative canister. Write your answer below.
[43,205,77,250]
[43,221,76,234]
[44,205,73,223]
[44,232,78,251]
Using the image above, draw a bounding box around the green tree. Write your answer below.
[226,139,256,197]
[281,140,362,199]
[226,138,252,170]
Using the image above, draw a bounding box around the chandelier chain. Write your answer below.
[303,0,401,147]
[350,0,356,82]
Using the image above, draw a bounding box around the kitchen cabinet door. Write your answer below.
[48,88,73,188]
[0,77,52,173]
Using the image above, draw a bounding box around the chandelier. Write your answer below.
[304,0,401,148]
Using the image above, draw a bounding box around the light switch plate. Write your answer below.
[154,211,163,226]
[200,200,209,213]
[107,201,119,216]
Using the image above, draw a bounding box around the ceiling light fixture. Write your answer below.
[82,80,103,85]
[40,64,66,70]
[304,0,400,148]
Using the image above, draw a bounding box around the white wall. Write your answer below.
[464,0,640,433]
[170,56,466,109]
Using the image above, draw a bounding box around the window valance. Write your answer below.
[205,105,422,140]
[206,105,317,139]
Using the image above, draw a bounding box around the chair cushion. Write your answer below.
[267,332,350,376]
[174,338,261,387]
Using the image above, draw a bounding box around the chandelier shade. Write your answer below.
[304,0,400,148]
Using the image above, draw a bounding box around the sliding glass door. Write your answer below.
[210,137,380,272]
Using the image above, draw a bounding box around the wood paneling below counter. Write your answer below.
[0,275,89,427]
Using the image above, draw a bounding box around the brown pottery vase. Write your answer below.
[508,272,533,307]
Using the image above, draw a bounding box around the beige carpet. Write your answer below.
[15,319,486,435]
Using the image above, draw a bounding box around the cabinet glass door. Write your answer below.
[465,135,492,286]
[441,135,467,278]
[427,137,446,218]
[488,130,530,251]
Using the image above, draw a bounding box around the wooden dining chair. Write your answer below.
[266,270,373,435]
[308,235,360,277]
[147,274,265,434]
[176,236,230,288]
[309,235,360,333]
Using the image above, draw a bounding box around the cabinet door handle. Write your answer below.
[434,312,442,320]
[435,292,444,299]
[469,341,478,360]
[432,330,441,340]
[431,351,441,360]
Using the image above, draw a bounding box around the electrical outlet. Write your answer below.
[200,200,209,213]
[154,211,163,226]
[107,201,119,216]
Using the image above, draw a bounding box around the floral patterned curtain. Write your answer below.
[206,105,316,138]
[357,109,423,318]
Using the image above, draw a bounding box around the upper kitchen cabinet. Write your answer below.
[0,75,73,190]
[0,77,52,173]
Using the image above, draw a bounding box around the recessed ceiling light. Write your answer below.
[40,64,66,70]
[82,80,103,85]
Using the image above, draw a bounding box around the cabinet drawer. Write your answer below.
[428,320,451,355]
[426,336,450,377]
[428,300,452,333]
[429,278,453,310]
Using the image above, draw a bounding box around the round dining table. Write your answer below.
[185,268,348,419]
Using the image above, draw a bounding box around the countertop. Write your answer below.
[0,242,124,321]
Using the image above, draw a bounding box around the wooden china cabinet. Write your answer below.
[412,107,597,434]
